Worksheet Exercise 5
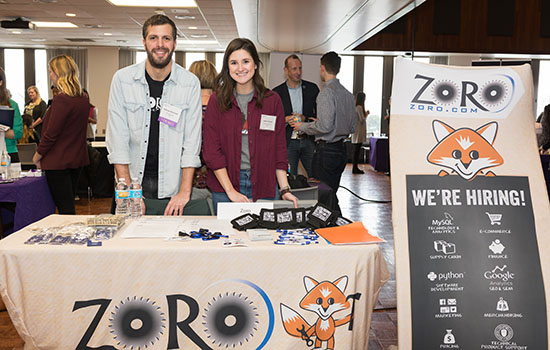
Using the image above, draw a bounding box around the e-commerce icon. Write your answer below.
[489,239,505,254]
[434,240,456,255]
[485,212,502,225]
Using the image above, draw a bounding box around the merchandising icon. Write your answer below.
[489,239,505,254]
[496,297,509,312]
[485,212,502,225]
[494,324,514,342]
[434,240,456,255]
[439,298,458,314]
[427,272,437,281]
[203,292,259,348]
[109,296,166,350]
[443,329,456,344]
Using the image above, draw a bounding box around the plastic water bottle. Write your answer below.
[115,178,130,216]
[0,151,11,180]
[129,178,143,218]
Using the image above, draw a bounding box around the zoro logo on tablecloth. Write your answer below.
[280,276,361,349]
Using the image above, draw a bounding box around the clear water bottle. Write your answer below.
[129,178,143,218]
[115,178,130,216]
[0,151,11,180]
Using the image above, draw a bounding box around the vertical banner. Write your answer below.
[390,58,549,349]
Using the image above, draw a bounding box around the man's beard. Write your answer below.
[146,47,174,69]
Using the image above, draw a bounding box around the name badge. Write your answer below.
[259,114,276,131]
[158,103,182,128]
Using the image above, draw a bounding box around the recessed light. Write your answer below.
[174,15,195,20]
[11,30,22,34]
[106,0,197,7]
[103,32,112,36]
[188,26,197,30]
[32,21,78,28]
[190,34,207,38]
[65,13,76,17]
[31,38,46,41]
[84,24,103,28]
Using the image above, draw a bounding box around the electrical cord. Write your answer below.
[338,185,392,203]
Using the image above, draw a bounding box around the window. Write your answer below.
[185,52,205,69]
[35,49,49,102]
[215,52,224,73]
[363,57,384,137]
[537,60,550,118]
[4,49,25,110]
[339,55,354,93]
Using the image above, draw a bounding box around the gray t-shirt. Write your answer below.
[236,91,254,170]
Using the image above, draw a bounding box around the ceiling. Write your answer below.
[0,0,423,54]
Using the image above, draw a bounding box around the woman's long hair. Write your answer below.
[355,91,365,109]
[0,67,10,106]
[49,55,82,97]
[215,38,268,112]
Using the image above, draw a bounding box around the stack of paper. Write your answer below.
[315,222,384,245]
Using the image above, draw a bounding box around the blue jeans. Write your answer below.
[287,138,315,176]
[212,169,276,215]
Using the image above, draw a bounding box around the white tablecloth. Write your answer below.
[0,215,389,350]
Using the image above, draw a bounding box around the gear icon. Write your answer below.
[431,80,460,105]
[478,80,509,109]
[109,296,166,349]
[203,292,259,347]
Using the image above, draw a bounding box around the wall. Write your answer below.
[87,47,119,137]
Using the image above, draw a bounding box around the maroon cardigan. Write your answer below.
[37,93,90,170]
[202,90,287,201]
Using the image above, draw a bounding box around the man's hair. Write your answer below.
[284,54,301,68]
[142,14,177,40]
[320,51,341,75]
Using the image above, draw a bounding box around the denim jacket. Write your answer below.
[106,60,202,198]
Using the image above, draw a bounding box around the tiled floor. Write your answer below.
[0,163,398,350]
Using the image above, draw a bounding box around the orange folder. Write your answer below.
[316,221,384,245]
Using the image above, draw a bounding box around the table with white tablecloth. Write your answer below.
[0,215,389,350]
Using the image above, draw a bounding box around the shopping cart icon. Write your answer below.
[486,212,502,225]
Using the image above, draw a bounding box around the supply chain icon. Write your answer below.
[489,239,505,254]
[485,212,502,225]
[443,329,456,344]
[434,240,456,255]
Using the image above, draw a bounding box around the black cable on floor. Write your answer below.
[339,185,392,203]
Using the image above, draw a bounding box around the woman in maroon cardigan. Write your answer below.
[33,55,89,214]
[202,38,297,213]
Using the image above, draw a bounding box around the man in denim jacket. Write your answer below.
[106,14,202,215]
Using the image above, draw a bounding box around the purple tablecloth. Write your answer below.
[0,176,55,235]
[369,136,389,172]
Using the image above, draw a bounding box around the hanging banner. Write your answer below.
[390,58,549,350]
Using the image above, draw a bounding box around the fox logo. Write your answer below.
[280,276,360,349]
[427,120,503,180]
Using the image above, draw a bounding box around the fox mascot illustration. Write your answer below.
[427,120,503,180]
[280,276,359,349]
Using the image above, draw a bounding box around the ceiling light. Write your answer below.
[31,38,46,41]
[106,0,197,7]
[104,32,112,36]
[190,34,207,38]
[188,26,197,30]
[174,15,195,20]
[65,13,76,17]
[32,21,78,28]
[11,30,21,34]
[84,24,102,28]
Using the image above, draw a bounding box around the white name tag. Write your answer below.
[259,114,276,131]
[159,103,182,127]
[217,202,273,220]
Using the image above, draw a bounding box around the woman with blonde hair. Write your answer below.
[25,85,47,136]
[188,60,217,112]
[33,55,90,214]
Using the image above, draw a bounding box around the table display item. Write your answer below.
[247,228,272,241]
[306,203,337,228]
[259,208,277,229]
[231,213,259,231]
[129,178,142,218]
[274,228,319,245]
[189,228,229,240]
[114,177,130,216]
[0,150,11,180]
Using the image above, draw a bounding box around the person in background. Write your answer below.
[32,55,90,214]
[106,14,202,216]
[0,67,23,162]
[539,103,550,153]
[273,54,319,177]
[290,51,356,214]
[202,38,298,213]
[19,114,40,144]
[25,86,48,137]
[47,85,59,108]
[82,89,97,142]
[351,91,369,174]
[188,59,217,213]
